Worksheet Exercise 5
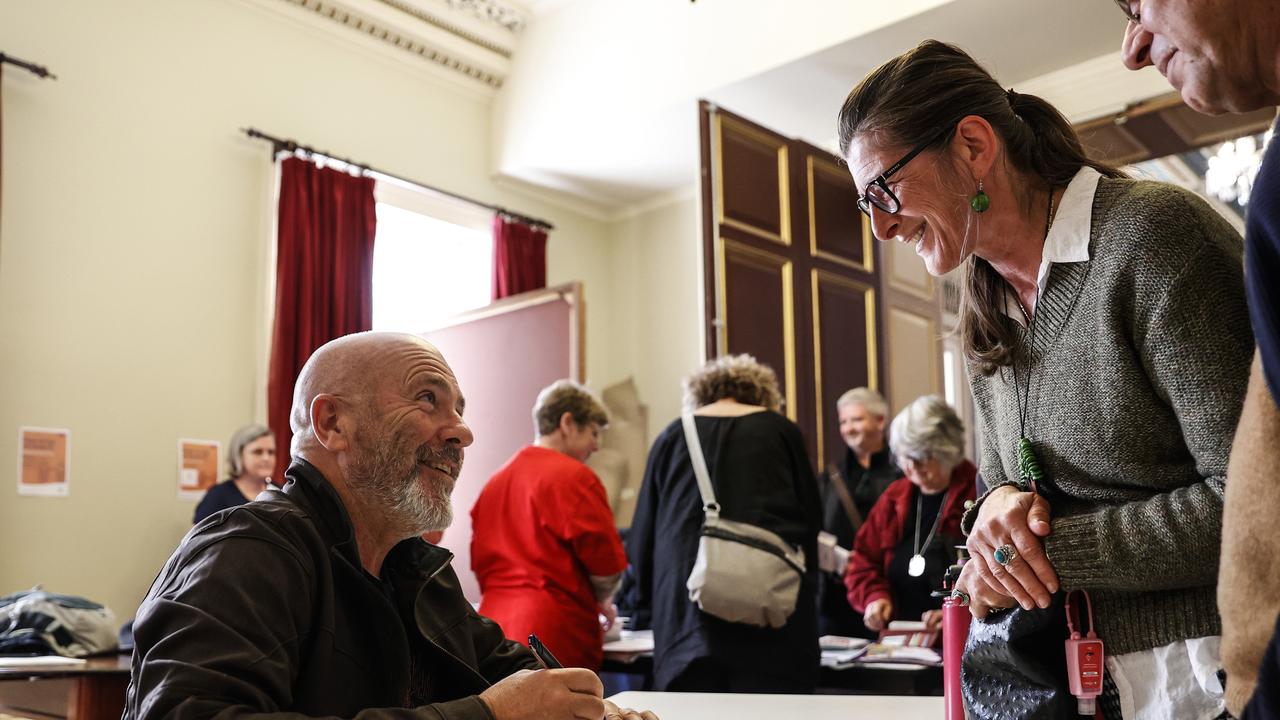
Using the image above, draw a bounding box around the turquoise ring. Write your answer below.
[993,544,1018,567]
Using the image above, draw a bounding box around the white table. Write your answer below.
[608,691,945,720]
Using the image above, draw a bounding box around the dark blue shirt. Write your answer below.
[193,480,250,523]
[1246,123,1280,403]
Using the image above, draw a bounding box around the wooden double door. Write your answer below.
[699,102,944,471]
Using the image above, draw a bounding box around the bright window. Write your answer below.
[371,179,493,333]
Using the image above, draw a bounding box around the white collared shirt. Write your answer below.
[1001,166,1099,324]
[996,165,1227,718]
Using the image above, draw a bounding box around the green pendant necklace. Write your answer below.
[1008,188,1057,493]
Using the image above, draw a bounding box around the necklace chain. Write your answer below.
[1009,187,1058,440]
[913,487,948,557]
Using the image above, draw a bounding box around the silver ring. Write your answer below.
[993,543,1018,567]
[950,589,970,606]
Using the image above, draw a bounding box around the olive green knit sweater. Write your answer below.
[962,177,1253,655]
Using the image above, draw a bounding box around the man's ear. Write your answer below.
[952,114,998,182]
[311,394,354,452]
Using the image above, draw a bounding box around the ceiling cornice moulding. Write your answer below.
[437,0,528,33]
[373,0,519,56]
[276,0,512,89]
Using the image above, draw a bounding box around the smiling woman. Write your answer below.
[193,424,276,523]
[837,39,1252,720]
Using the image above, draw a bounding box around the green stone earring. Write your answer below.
[970,181,990,213]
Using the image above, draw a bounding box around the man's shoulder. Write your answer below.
[181,493,321,573]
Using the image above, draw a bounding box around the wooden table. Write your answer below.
[0,655,130,720]
[608,690,945,719]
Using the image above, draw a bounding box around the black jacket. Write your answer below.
[816,446,900,637]
[124,460,538,720]
[627,412,820,691]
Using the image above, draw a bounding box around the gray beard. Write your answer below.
[347,425,454,537]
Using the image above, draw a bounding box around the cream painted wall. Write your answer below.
[606,192,703,442]
[0,0,617,621]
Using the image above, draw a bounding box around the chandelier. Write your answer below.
[1205,129,1273,207]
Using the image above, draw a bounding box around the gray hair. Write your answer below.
[227,423,272,479]
[836,387,888,418]
[888,395,965,468]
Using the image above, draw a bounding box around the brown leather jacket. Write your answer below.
[124,460,538,720]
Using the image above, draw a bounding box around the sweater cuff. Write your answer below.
[1044,514,1110,588]
[960,479,1026,535]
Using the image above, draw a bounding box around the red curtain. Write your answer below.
[492,215,548,300]
[266,157,377,483]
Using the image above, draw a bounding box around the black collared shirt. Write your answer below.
[817,446,901,637]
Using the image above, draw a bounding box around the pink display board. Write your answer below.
[423,283,581,602]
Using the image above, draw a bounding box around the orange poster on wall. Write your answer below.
[178,439,220,499]
[18,427,70,496]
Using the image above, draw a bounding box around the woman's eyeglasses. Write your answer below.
[856,129,953,218]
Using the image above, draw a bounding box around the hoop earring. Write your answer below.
[970,180,990,213]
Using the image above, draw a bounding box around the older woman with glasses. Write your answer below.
[839,40,1250,718]
[844,395,976,634]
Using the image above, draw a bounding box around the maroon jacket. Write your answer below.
[843,460,977,613]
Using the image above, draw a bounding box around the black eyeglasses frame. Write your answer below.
[856,128,955,218]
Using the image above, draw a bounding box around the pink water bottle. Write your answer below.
[941,552,970,720]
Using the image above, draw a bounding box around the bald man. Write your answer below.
[124,333,656,720]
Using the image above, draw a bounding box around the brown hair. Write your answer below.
[838,40,1125,374]
[533,380,610,437]
[683,354,783,411]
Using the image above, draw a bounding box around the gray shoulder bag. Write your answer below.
[681,412,806,628]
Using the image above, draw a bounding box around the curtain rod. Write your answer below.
[0,52,58,80]
[241,127,554,231]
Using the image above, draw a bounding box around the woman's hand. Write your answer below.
[955,559,1017,620]
[965,486,1058,611]
[599,602,618,632]
[863,597,893,631]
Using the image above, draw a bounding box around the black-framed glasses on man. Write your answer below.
[856,130,951,218]
[1113,0,1139,23]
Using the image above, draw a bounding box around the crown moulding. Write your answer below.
[277,0,518,89]
[437,0,528,33]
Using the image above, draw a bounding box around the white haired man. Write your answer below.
[124,332,656,720]
[1120,3,1280,715]
[816,387,902,637]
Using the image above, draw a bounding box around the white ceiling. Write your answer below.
[706,0,1132,155]
[487,0,1166,216]
[295,0,1169,218]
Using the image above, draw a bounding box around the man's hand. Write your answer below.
[965,485,1058,611]
[602,699,660,720]
[863,597,893,632]
[479,668,605,720]
[955,552,1018,620]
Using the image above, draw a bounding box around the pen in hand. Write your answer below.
[527,634,563,669]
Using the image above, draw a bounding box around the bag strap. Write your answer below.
[681,412,720,521]
[826,463,862,531]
